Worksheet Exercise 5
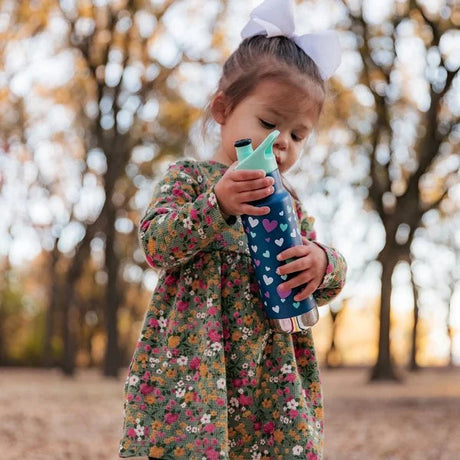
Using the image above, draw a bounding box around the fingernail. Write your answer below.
[277,255,282,261]
[276,268,280,275]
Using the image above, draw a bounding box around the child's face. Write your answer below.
[212,79,321,173]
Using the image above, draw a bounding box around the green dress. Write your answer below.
[119,160,347,460]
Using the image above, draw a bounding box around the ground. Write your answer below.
[0,366,459,459]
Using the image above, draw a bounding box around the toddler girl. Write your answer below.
[119,0,346,458]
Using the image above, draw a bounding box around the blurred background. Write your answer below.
[0,0,459,459]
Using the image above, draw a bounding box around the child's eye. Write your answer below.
[291,133,303,142]
[260,119,276,129]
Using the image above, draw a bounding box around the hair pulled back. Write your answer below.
[215,35,325,115]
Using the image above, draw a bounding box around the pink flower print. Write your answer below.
[238,394,253,406]
[204,423,216,433]
[263,421,275,434]
[205,448,220,460]
[189,357,201,370]
[145,254,155,267]
[177,300,189,312]
[232,378,243,388]
[253,421,262,431]
[148,318,158,327]
[126,428,136,438]
[164,412,179,424]
[286,373,297,382]
[208,329,220,342]
[140,383,154,395]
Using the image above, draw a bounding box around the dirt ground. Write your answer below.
[0,366,459,460]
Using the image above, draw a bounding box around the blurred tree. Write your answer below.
[1,0,217,375]
[337,0,459,380]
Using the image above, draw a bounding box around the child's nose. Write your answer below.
[274,132,288,150]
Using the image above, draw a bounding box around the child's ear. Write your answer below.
[210,91,230,125]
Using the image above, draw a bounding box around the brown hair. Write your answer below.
[203,35,326,201]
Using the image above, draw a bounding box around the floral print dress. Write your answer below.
[119,160,346,460]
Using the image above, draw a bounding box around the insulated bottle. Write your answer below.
[234,130,319,333]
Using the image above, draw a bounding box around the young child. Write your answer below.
[119,0,346,458]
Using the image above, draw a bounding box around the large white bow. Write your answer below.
[241,0,341,80]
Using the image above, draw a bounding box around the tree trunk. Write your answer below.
[408,259,420,371]
[326,304,343,368]
[371,248,400,381]
[43,246,60,367]
[103,200,120,377]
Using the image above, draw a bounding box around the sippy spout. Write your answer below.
[234,130,280,173]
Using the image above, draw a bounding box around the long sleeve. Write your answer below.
[139,161,232,270]
[295,201,347,306]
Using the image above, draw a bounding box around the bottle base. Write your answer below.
[269,307,319,334]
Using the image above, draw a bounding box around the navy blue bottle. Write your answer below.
[234,130,319,333]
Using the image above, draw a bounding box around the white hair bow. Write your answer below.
[241,0,341,80]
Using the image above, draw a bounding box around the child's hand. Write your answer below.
[275,237,328,301]
[214,163,274,217]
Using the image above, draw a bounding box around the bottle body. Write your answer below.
[241,169,319,333]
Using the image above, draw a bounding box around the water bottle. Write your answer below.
[234,130,319,333]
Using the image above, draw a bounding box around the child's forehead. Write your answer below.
[250,79,321,117]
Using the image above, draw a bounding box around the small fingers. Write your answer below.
[229,168,266,181]
[276,257,310,276]
[242,205,271,216]
[293,283,317,301]
[277,245,310,262]
[278,271,312,292]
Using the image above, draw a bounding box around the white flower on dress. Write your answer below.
[229,397,239,407]
[201,414,211,424]
[197,175,203,183]
[129,375,139,386]
[177,356,188,366]
[217,378,226,390]
[176,388,185,398]
[280,363,292,374]
[286,399,299,410]
[183,217,193,230]
[160,184,170,193]
[211,342,222,352]
[208,193,217,206]
[292,445,304,456]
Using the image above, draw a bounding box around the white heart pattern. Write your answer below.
[263,275,273,286]
[248,217,259,228]
[272,305,280,313]
[275,238,284,247]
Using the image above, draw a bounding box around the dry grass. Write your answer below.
[1,366,459,459]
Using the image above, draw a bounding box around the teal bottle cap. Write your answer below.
[234,130,279,174]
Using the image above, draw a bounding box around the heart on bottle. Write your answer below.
[272,305,280,313]
[275,238,284,247]
[280,223,288,232]
[251,231,256,238]
[251,245,258,253]
[262,219,278,233]
[263,250,270,258]
[264,291,270,298]
[263,275,273,286]
[265,237,270,242]
[254,259,261,266]
[249,217,259,228]
[293,302,300,309]
[277,287,292,299]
